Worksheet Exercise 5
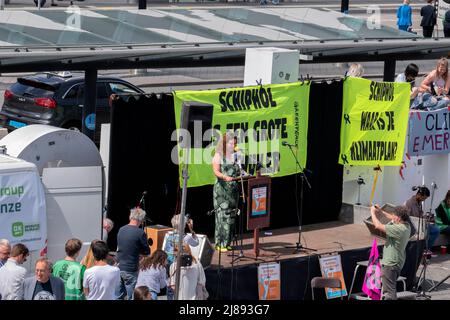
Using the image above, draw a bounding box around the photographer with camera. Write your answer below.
[169,243,207,300]
[371,205,411,300]
[404,186,440,254]
[164,213,199,300]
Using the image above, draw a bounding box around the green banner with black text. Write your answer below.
[339,77,410,166]
[173,82,310,187]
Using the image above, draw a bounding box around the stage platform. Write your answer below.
[204,221,423,300]
[208,221,379,269]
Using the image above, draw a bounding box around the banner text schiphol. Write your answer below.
[214,87,285,176]
[173,82,310,187]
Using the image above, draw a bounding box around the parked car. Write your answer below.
[0,71,145,143]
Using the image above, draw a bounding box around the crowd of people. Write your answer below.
[0,208,208,300]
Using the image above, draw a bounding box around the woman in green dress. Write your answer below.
[212,132,239,252]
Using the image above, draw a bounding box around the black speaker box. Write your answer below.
[180,101,214,149]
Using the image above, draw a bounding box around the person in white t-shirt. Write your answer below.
[83,240,120,300]
[395,63,420,101]
[136,250,167,300]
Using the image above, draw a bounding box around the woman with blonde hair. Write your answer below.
[212,132,239,252]
[80,240,100,269]
[346,63,364,78]
[417,57,450,110]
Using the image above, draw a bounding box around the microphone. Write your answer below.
[234,146,247,153]
[282,141,295,147]
[137,191,147,208]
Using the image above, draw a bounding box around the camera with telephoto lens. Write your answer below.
[181,253,192,267]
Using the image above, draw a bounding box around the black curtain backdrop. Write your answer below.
[205,241,423,300]
[107,81,344,249]
[107,94,179,250]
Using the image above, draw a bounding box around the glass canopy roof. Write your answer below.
[0,7,418,47]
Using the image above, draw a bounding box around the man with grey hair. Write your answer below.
[102,218,114,242]
[115,207,150,300]
[0,239,11,268]
[23,258,65,300]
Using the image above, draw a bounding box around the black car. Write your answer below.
[0,71,145,142]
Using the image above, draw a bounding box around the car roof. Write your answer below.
[21,72,133,85]
[15,72,144,93]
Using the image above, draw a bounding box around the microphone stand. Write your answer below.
[414,197,431,300]
[138,191,150,230]
[283,144,316,253]
[230,154,257,264]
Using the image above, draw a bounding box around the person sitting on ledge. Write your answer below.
[435,190,450,237]
[413,57,450,110]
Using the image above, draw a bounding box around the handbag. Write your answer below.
[196,284,209,300]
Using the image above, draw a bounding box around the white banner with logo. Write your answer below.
[0,171,46,251]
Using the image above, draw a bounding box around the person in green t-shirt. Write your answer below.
[435,190,450,235]
[52,238,86,300]
[371,205,411,300]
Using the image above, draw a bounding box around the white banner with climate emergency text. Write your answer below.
[0,171,46,251]
[408,109,450,156]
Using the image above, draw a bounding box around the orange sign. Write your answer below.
[258,262,281,300]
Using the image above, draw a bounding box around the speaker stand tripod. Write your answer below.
[413,202,434,300]
[283,143,316,254]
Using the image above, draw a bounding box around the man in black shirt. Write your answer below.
[115,207,150,300]
[421,0,437,38]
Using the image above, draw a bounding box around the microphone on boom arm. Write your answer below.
[137,190,147,208]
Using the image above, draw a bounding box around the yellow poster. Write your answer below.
[339,77,410,166]
[173,82,310,187]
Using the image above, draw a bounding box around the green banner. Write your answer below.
[173,82,310,187]
[339,77,410,166]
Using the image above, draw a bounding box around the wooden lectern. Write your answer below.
[247,173,272,258]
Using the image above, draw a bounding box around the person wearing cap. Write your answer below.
[371,205,411,300]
